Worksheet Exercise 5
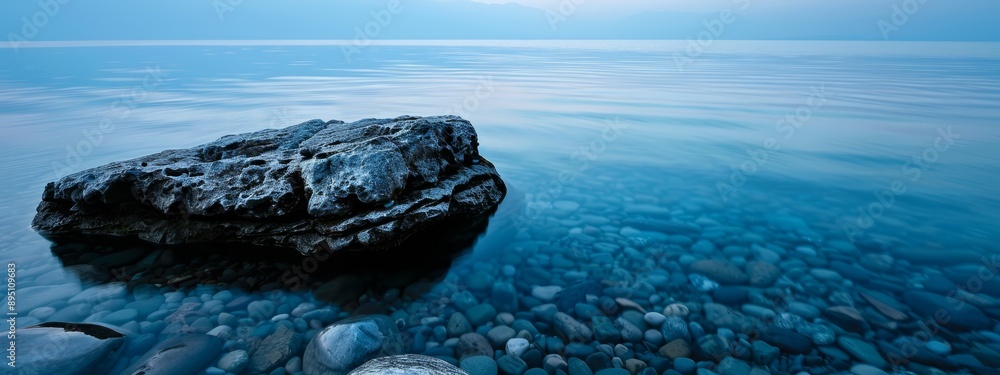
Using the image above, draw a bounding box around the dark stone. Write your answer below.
[823,306,871,334]
[591,316,620,344]
[712,287,748,305]
[836,336,888,369]
[508,355,540,375]
[690,259,747,285]
[890,249,982,265]
[32,116,506,255]
[875,340,955,371]
[522,349,544,369]
[458,333,494,361]
[903,291,991,331]
[828,261,876,283]
[758,327,812,355]
[696,334,732,361]
[584,352,612,371]
[492,282,519,313]
[557,282,601,313]
[922,274,957,295]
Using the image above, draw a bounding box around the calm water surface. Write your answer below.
[1,41,999,374]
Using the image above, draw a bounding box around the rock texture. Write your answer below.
[31,116,506,254]
[348,354,469,375]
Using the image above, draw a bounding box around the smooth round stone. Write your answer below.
[644,312,667,327]
[809,269,843,283]
[217,350,249,373]
[741,305,775,320]
[218,312,239,327]
[460,355,498,375]
[690,240,716,254]
[643,329,664,346]
[92,299,129,313]
[502,265,517,277]
[565,343,595,359]
[532,286,562,302]
[272,313,290,321]
[285,356,302,373]
[925,341,951,356]
[497,355,528,375]
[717,328,735,341]
[611,318,640,343]
[506,338,529,357]
[68,283,126,305]
[568,357,592,375]
[850,364,888,375]
[487,326,516,349]
[543,354,568,372]
[795,246,818,257]
[102,309,138,325]
[663,303,689,317]
[787,303,820,320]
[248,300,276,321]
[553,200,580,212]
[29,307,56,320]
[291,302,316,318]
[496,313,515,326]
[836,336,888,369]
[213,290,234,302]
[673,358,696,374]
[466,304,498,327]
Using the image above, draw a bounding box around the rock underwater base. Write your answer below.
[31,115,506,255]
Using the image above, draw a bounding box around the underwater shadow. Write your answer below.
[43,210,498,309]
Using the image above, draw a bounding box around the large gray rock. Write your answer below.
[12,322,126,375]
[32,116,506,254]
[121,334,224,375]
[348,354,468,375]
[303,314,403,375]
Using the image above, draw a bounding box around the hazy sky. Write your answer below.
[1,0,997,41]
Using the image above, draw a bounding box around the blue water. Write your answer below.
[1,41,999,374]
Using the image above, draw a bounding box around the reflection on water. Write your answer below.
[1,41,999,374]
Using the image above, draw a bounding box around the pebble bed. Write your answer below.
[12,168,1000,375]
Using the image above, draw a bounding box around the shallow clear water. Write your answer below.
[2,41,1000,374]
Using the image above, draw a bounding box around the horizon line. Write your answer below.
[4,39,999,49]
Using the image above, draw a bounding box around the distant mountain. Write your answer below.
[2,0,998,41]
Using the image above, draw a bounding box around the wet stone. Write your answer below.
[487,326,516,349]
[585,315,616,343]
[660,316,691,343]
[448,312,473,338]
[715,357,751,375]
[837,336,888,369]
[554,312,593,343]
[458,333,494,361]
[759,327,812,355]
[659,339,692,360]
[696,334,731,361]
[690,260,747,285]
